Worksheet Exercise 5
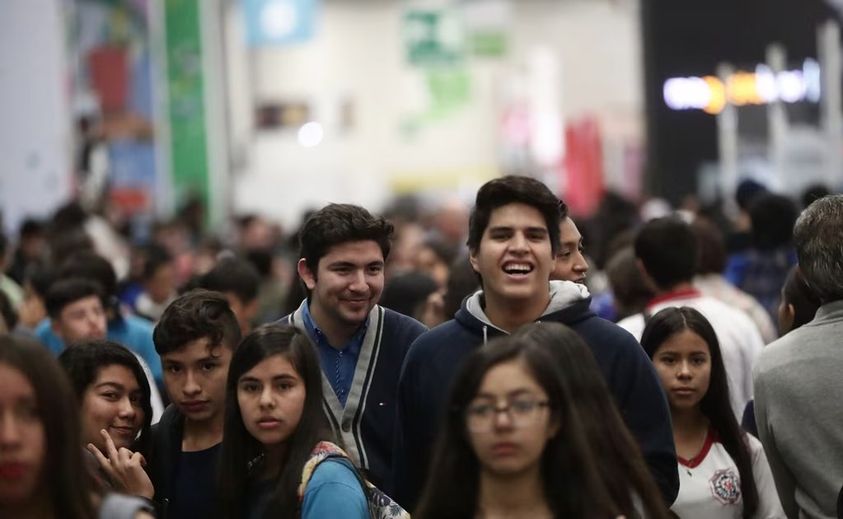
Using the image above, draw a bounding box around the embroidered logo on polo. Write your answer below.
[709,469,741,504]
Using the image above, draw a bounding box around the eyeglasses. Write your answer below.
[465,397,551,432]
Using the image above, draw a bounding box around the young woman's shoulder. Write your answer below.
[301,458,369,519]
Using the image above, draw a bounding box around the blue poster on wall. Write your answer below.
[244,0,319,47]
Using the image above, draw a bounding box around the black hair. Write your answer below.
[299,203,394,275]
[442,254,480,319]
[218,325,335,518]
[19,218,45,239]
[198,256,261,305]
[58,251,118,299]
[153,289,242,356]
[512,323,670,519]
[379,271,438,320]
[640,307,758,518]
[692,218,727,275]
[0,290,18,331]
[781,267,821,331]
[141,244,173,282]
[57,340,153,457]
[605,247,654,321]
[45,278,104,320]
[415,332,619,519]
[800,183,830,210]
[0,335,96,518]
[467,176,563,255]
[634,217,698,290]
[748,194,798,250]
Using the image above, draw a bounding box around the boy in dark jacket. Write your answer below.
[276,203,427,489]
[392,176,679,509]
[148,289,241,518]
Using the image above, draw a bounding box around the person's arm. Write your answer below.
[611,332,679,505]
[748,435,786,519]
[391,340,426,510]
[301,460,369,519]
[754,370,799,518]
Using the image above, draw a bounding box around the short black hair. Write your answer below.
[692,218,727,275]
[299,204,394,273]
[749,193,798,250]
[58,251,117,299]
[153,289,242,356]
[198,256,260,304]
[634,217,698,290]
[45,278,104,319]
[467,176,563,255]
[141,244,173,281]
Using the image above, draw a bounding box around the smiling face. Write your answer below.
[80,364,145,450]
[469,203,554,308]
[651,329,712,413]
[466,359,557,478]
[53,295,107,344]
[237,354,306,449]
[0,363,45,507]
[551,217,588,283]
[298,240,385,332]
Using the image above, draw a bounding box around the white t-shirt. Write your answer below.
[672,429,785,519]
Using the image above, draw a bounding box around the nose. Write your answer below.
[117,396,136,419]
[0,414,22,447]
[492,407,515,430]
[259,386,275,409]
[349,269,367,291]
[677,360,693,379]
[183,370,201,396]
[508,232,528,252]
[572,251,588,274]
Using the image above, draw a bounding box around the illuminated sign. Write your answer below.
[663,59,821,114]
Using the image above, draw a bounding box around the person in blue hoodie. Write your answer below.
[392,175,679,510]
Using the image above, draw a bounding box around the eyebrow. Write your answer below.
[94,382,127,391]
[474,388,536,399]
[327,260,384,268]
[239,374,298,384]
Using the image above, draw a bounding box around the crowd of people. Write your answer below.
[0,174,841,518]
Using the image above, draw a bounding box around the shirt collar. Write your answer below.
[301,300,368,353]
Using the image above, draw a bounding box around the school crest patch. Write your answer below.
[709,469,741,504]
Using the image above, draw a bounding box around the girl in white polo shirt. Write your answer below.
[641,306,784,518]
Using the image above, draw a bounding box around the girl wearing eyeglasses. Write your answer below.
[415,331,626,518]
[641,306,784,518]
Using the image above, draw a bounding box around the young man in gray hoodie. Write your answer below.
[391,175,678,510]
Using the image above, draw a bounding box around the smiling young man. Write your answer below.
[551,212,589,283]
[392,175,679,509]
[276,204,427,489]
[149,289,241,518]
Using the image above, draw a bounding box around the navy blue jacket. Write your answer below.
[392,282,679,509]
[278,301,427,489]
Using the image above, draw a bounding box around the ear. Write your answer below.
[297,258,317,291]
[547,416,561,439]
[468,248,480,274]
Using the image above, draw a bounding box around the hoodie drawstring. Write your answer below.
[482,325,488,344]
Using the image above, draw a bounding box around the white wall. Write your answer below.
[232,0,643,227]
[0,0,73,234]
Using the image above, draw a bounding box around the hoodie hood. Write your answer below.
[457,280,593,341]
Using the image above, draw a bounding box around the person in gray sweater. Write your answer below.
[754,194,843,519]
